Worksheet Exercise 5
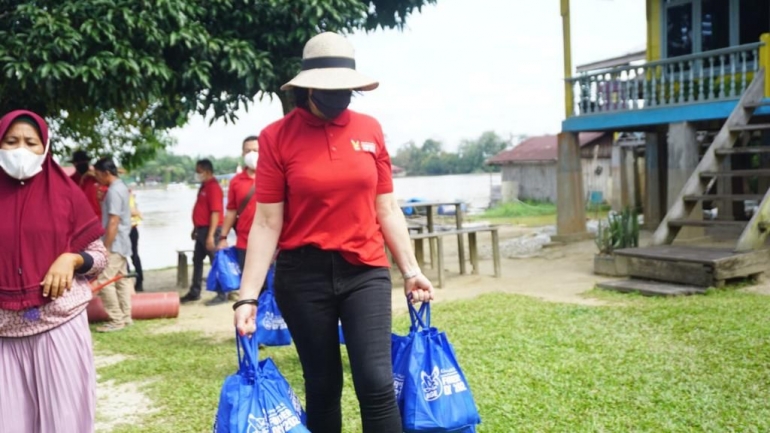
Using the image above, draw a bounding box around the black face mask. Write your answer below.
[75,163,89,175]
[310,90,352,120]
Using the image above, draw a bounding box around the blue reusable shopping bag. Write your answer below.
[206,254,221,292]
[256,265,292,346]
[213,332,308,433]
[338,320,345,345]
[392,302,429,412]
[217,247,242,292]
[392,301,481,433]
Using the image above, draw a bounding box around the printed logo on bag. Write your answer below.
[288,388,303,416]
[267,403,302,433]
[421,366,469,402]
[247,414,269,433]
[393,374,405,399]
[421,367,443,401]
[261,311,288,331]
[226,260,241,275]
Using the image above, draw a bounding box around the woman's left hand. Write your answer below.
[41,253,78,299]
[405,274,434,303]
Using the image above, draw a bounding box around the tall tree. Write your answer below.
[0,0,436,167]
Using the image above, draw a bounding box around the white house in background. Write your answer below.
[486,132,613,204]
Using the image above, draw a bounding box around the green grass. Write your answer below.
[468,201,610,227]
[94,291,770,432]
[482,201,557,219]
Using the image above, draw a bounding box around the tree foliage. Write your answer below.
[391,131,523,176]
[123,149,242,184]
[0,0,436,167]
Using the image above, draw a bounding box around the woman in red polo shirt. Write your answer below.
[234,32,434,432]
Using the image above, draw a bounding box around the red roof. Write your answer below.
[487,132,606,165]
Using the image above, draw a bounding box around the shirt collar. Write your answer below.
[295,107,351,127]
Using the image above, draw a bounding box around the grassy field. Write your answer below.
[94,290,770,432]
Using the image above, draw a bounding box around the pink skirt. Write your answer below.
[0,310,95,433]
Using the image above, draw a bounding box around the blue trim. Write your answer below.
[562,98,770,132]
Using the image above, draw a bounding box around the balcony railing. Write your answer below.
[566,42,765,117]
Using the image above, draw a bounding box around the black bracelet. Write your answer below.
[76,252,94,275]
[232,299,258,311]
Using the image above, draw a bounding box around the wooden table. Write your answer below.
[400,201,467,274]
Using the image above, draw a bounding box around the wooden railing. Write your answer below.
[566,41,766,117]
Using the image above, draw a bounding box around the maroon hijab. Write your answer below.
[0,110,104,311]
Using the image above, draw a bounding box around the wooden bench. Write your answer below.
[176,250,195,288]
[386,224,426,265]
[410,226,501,288]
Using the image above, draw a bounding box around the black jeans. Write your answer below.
[274,246,401,433]
[129,226,143,291]
[191,226,221,296]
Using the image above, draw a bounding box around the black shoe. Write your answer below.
[204,293,228,307]
[180,292,201,303]
[135,286,144,293]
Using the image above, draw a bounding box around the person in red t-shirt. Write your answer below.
[217,136,259,269]
[233,32,434,432]
[181,159,224,305]
[69,150,105,220]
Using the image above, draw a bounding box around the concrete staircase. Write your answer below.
[601,72,770,296]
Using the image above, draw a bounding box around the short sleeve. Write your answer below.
[106,187,122,217]
[374,123,394,195]
[255,130,286,203]
[226,181,237,210]
[209,183,224,213]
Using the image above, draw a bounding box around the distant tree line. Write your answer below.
[126,150,241,184]
[127,130,523,184]
[391,131,525,176]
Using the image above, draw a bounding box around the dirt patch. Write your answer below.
[94,353,157,433]
[139,226,613,339]
[741,280,770,295]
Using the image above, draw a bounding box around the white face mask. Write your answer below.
[195,173,205,183]
[243,151,259,170]
[0,145,48,180]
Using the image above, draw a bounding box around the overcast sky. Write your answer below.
[169,0,646,158]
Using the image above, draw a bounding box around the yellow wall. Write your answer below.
[647,0,661,62]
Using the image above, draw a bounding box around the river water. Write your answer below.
[134,173,501,270]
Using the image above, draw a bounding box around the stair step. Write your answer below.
[597,279,707,296]
[700,169,770,177]
[715,147,770,155]
[683,194,765,202]
[668,219,747,228]
[730,123,770,132]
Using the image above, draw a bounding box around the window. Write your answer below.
[701,0,731,51]
[740,0,770,44]
[667,3,694,57]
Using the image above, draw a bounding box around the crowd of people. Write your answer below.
[0,31,435,433]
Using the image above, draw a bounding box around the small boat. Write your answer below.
[401,198,428,216]
[437,203,468,216]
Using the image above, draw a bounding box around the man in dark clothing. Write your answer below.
[181,159,225,305]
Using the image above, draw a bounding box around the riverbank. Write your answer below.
[92,225,770,431]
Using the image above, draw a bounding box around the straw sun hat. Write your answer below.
[280,32,379,92]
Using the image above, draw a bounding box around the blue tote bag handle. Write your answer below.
[407,300,431,331]
[235,331,260,378]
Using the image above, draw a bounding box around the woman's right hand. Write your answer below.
[217,239,229,251]
[234,304,257,336]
